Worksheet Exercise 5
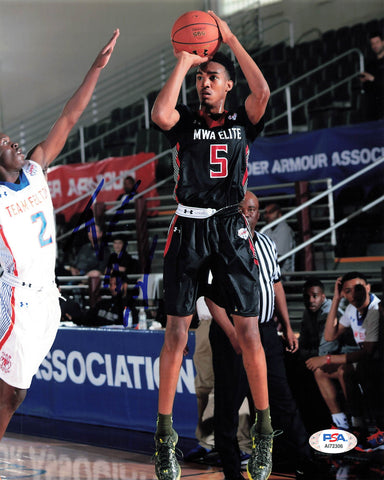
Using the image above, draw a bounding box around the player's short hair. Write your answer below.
[340,271,368,287]
[210,51,236,84]
[303,277,325,294]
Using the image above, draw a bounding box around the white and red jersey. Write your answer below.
[0,160,56,287]
[339,293,380,345]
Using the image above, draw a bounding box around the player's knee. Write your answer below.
[164,330,187,352]
[1,386,27,412]
[10,387,27,411]
[313,367,326,380]
[238,328,261,352]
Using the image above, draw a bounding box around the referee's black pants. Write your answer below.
[209,319,311,480]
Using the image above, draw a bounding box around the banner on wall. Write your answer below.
[18,327,197,438]
[47,153,160,221]
[248,120,384,194]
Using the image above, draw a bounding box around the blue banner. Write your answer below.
[18,327,197,438]
[249,120,384,193]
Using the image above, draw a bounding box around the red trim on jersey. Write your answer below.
[248,238,259,265]
[164,216,178,257]
[241,214,259,266]
[198,110,228,128]
[174,142,181,203]
[242,144,249,186]
[0,226,18,277]
[242,168,248,186]
[0,227,18,348]
[0,287,16,349]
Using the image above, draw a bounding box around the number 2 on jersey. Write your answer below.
[31,212,53,247]
[210,144,228,178]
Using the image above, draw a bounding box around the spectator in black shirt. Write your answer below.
[106,234,140,278]
[360,32,384,121]
[116,175,136,201]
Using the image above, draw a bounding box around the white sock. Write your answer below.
[332,412,350,429]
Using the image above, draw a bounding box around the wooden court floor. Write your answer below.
[0,432,298,480]
[1,431,383,479]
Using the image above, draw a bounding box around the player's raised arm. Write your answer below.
[208,10,270,124]
[151,51,207,131]
[31,29,120,170]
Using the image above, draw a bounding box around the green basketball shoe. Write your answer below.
[154,429,181,480]
[247,425,276,480]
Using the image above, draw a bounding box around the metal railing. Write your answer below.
[261,156,384,264]
[265,48,365,134]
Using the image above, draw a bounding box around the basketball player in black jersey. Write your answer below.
[151,11,272,480]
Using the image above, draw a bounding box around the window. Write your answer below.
[218,0,280,16]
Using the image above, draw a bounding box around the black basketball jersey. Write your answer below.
[162,105,264,209]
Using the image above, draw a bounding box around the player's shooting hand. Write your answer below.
[174,49,209,67]
[94,29,120,69]
[208,10,233,44]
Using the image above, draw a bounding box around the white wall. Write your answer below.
[0,0,205,128]
[259,0,383,44]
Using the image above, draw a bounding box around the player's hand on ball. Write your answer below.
[174,49,209,67]
[208,10,233,44]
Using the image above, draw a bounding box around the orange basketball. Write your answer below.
[171,10,221,57]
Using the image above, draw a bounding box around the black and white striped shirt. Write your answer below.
[253,232,281,324]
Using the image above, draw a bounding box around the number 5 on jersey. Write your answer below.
[210,144,228,178]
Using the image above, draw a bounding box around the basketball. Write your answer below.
[171,10,221,57]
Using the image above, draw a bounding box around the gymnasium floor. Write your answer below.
[1,430,383,480]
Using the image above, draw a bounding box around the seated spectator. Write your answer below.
[105,234,140,278]
[56,277,83,325]
[82,271,137,327]
[359,32,384,121]
[305,272,382,450]
[299,278,342,361]
[296,277,357,433]
[263,203,295,274]
[116,175,136,201]
[68,223,110,278]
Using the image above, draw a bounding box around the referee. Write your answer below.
[206,191,317,480]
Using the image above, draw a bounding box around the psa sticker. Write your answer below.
[309,429,357,454]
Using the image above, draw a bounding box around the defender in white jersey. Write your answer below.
[0,28,119,440]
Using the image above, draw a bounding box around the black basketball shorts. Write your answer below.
[163,208,260,317]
